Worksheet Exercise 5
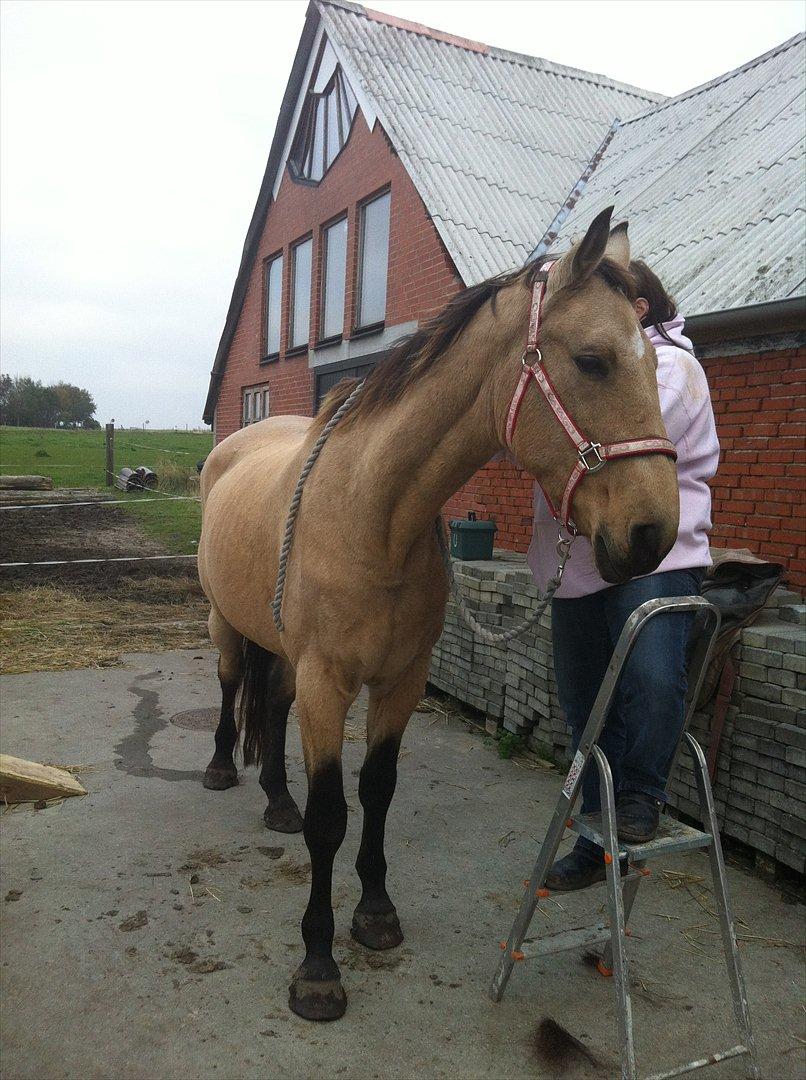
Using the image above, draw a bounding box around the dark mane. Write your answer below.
[314,255,634,429]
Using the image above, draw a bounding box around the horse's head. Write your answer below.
[500,208,679,583]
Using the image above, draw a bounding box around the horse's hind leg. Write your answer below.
[288,658,351,1021]
[203,607,243,791]
[352,650,432,951]
[257,661,303,834]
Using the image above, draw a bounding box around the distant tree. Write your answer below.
[0,376,98,428]
[52,382,97,427]
[1,377,59,427]
[0,374,11,419]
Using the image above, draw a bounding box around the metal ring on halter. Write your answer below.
[556,532,575,559]
[521,348,542,368]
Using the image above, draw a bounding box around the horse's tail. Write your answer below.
[239,639,289,767]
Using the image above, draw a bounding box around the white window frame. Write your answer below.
[242,385,269,427]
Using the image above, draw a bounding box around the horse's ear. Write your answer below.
[570,206,614,285]
[605,221,630,268]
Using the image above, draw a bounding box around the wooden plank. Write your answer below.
[0,755,86,803]
[0,475,54,490]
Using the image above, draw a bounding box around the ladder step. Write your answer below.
[520,922,610,959]
[569,812,712,861]
[644,1044,749,1080]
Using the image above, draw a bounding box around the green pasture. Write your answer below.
[0,425,213,553]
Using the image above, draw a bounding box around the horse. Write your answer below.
[197,207,680,1021]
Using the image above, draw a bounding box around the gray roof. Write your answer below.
[319,0,664,284]
[544,33,806,315]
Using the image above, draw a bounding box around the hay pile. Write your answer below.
[0,578,209,673]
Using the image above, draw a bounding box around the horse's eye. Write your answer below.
[574,354,608,378]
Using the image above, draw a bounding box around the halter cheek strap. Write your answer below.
[505,262,678,533]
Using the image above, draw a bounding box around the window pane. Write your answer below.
[322,218,347,339]
[310,101,324,181]
[262,389,270,417]
[253,391,261,421]
[290,238,312,348]
[242,391,251,425]
[357,192,390,327]
[325,87,340,168]
[265,254,282,355]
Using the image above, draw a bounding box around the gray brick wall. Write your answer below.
[430,552,806,875]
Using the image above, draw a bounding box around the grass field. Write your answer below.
[0,425,213,552]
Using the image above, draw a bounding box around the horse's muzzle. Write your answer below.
[594,521,674,584]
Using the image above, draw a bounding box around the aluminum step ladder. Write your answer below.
[490,596,759,1080]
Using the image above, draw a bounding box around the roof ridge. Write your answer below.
[316,0,664,104]
[623,31,806,125]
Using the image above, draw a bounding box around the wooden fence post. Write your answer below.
[105,423,115,486]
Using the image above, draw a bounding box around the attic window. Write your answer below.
[289,65,358,183]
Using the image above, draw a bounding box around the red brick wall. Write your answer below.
[706,346,805,589]
[444,344,806,591]
[214,114,461,441]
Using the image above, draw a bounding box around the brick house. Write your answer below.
[204,1,805,587]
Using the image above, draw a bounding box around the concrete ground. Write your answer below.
[1,649,804,1080]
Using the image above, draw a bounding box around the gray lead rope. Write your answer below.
[271,377,573,640]
[435,519,572,644]
[272,379,366,632]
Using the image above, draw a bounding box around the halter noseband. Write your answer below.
[505,261,678,534]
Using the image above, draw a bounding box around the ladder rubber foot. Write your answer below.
[596,959,613,978]
[603,852,613,864]
[536,887,550,898]
[512,950,525,962]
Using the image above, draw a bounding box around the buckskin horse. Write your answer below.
[197,208,680,1021]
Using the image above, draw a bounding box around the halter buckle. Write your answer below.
[578,442,605,473]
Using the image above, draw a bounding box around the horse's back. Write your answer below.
[201,415,313,502]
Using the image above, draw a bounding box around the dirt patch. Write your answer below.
[274,858,311,885]
[0,495,208,673]
[179,848,242,872]
[338,935,409,972]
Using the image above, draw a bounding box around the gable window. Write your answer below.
[263,253,283,358]
[242,385,269,427]
[320,216,348,341]
[289,237,313,350]
[289,59,358,184]
[356,190,390,330]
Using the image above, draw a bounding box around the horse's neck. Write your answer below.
[352,342,509,568]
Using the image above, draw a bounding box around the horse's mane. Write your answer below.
[314,256,634,430]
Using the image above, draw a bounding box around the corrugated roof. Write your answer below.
[545,33,806,315]
[318,0,664,284]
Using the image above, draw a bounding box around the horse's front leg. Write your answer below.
[289,661,351,1021]
[352,650,432,951]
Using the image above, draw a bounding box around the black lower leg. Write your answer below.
[352,738,403,950]
[203,680,239,790]
[289,760,348,1021]
[259,699,303,833]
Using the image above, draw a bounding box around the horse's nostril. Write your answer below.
[629,522,663,567]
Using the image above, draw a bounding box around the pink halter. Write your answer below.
[505,262,678,533]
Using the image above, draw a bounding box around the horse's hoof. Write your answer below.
[263,795,303,833]
[203,765,239,790]
[351,908,404,951]
[289,977,347,1021]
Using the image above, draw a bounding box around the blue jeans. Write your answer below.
[551,569,705,818]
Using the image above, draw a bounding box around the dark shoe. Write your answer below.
[617,792,661,844]
[544,846,606,892]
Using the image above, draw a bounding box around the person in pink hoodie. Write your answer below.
[530,259,720,891]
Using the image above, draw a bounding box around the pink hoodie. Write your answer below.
[527,316,720,598]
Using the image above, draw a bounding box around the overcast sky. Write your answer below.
[1,0,803,429]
